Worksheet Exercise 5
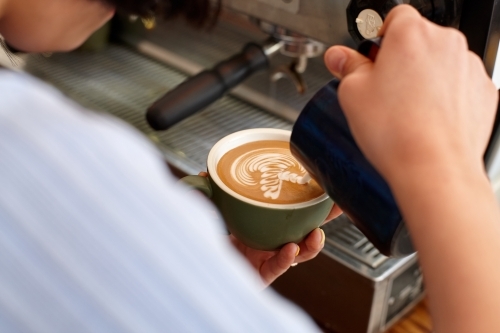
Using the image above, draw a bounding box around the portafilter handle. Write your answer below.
[146,42,271,131]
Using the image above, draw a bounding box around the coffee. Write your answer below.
[217,140,325,204]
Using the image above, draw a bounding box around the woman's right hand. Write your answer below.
[323,5,500,333]
[324,5,498,184]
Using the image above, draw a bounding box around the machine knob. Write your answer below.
[347,0,401,44]
[346,0,463,44]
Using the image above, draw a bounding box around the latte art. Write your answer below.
[217,140,325,205]
[231,150,310,200]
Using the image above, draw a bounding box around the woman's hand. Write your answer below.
[198,172,342,287]
[324,5,497,183]
[230,203,342,288]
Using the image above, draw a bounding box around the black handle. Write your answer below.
[357,37,381,60]
[146,43,269,131]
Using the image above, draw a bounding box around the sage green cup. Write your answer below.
[181,128,334,251]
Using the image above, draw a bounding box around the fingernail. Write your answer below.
[320,229,326,246]
[295,245,300,257]
[326,48,347,74]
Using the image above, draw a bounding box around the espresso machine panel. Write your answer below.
[223,0,352,45]
[145,0,464,131]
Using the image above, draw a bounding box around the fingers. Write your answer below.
[324,45,373,80]
[198,171,208,177]
[378,4,423,37]
[295,228,325,263]
[323,204,343,225]
[324,5,427,82]
[259,243,298,286]
[239,228,327,287]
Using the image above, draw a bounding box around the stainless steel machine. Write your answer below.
[18,0,500,332]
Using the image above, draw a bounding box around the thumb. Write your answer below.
[324,46,373,80]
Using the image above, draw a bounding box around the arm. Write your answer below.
[324,5,500,333]
[391,147,500,333]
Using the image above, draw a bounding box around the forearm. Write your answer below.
[389,164,500,333]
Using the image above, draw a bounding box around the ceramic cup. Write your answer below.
[181,128,334,251]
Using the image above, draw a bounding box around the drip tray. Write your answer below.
[324,215,388,268]
[23,45,292,175]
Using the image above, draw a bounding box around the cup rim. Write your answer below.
[207,128,330,209]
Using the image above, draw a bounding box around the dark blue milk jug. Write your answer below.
[290,40,414,257]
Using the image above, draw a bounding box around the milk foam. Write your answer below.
[230,148,310,200]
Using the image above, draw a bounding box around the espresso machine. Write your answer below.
[16,0,500,332]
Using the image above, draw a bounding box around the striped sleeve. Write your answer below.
[0,71,321,333]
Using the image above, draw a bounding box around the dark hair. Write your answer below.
[103,0,221,27]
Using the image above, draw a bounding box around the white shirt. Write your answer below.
[0,71,320,333]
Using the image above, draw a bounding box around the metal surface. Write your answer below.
[322,223,417,283]
[324,214,388,269]
[256,0,300,14]
[22,45,291,175]
[118,18,334,120]
[257,22,326,58]
[223,0,354,46]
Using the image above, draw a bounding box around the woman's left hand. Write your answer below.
[230,203,342,287]
[198,172,342,287]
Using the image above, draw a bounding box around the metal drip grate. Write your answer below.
[23,45,292,174]
[323,214,389,268]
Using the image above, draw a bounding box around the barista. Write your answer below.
[0,1,497,333]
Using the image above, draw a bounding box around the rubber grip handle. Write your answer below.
[146,43,269,131]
